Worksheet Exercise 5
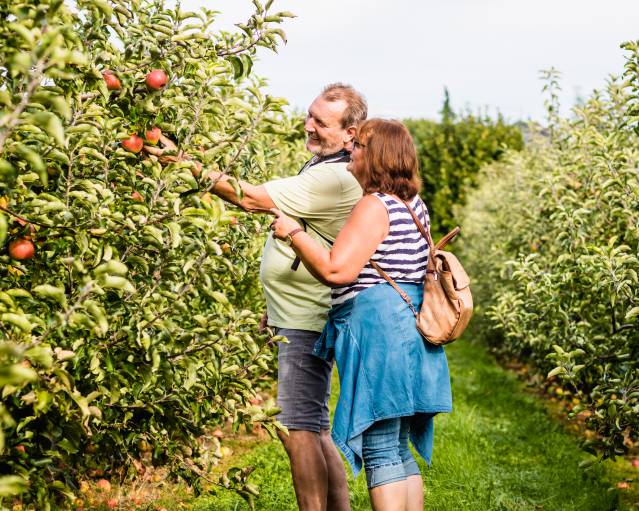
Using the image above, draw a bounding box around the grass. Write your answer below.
[190,340,636,511]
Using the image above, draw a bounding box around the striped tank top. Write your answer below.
[331,193,430,306]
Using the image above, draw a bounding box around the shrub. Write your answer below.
[459,45,639,462]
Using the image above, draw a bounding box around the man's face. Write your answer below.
[304,96,351,156]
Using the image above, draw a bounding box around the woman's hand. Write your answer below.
[270,208,302,241]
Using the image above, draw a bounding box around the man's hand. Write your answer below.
[143,134,181,164]
[144,135,203,175]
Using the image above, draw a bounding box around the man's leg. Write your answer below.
[320,428,350,510]
[275,328,350,511]
[278,429,328,511]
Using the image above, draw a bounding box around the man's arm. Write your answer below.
[144,135,276,214]
[205,171,276,214]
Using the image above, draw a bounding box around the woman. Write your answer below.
[270,119,452,511]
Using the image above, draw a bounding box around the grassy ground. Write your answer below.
[191,340,636,511]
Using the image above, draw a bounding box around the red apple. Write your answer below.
[131,191,144,202]
[145,69,168,90]
[106,498,118,509]
[102,71,121,91]
[15,445,25,453]
[632,459,639,468]
[121,134,143,153]
[8,239,34,260]
[96,479,111,492]
[617,481,630,490]
[144,127,161,145]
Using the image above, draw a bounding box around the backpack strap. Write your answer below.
[369,260,418,316]
[368,197,428,315]
[370,197,460,313]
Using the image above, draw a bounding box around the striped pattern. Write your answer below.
[331,193,430,305]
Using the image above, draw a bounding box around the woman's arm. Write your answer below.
[271,195,389,286]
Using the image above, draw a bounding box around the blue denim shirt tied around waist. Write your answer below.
[314,282,453,477]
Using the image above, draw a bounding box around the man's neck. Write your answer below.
[312,148,350,163]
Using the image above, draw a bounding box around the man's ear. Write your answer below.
[343,125,356,143]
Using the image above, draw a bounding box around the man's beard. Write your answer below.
[307,136,343,157]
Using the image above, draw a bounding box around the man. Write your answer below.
[148,83,367,511]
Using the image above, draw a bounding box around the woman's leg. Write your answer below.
[362,418,407,511]
[399,417,423,511]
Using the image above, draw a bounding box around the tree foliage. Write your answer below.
[0,0,304,507]
[405,91,524,238]
[459,44,639,462]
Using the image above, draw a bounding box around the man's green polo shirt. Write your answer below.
[260,159,362,332]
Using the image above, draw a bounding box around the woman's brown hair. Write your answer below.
[355,119,421,201]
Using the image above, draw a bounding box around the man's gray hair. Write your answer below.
[320,83,368,129]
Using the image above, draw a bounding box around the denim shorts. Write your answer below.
[362,416,421,489]
[276,328,332,433]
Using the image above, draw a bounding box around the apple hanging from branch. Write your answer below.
[145,69,168,90]
[122,134,144,153]
[102,70,122,91]
[145,127,162,145]
[8,238,35,260]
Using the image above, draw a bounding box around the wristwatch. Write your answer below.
[285,228,304,246]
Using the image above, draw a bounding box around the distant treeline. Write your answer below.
[405,89,524,238]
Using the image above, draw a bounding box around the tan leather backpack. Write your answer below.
[370,201,473,345]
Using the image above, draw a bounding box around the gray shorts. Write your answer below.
[276,328,332,433]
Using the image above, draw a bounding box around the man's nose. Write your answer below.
[304,117,315,132]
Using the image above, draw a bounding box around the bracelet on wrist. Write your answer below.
[285,227,304,246]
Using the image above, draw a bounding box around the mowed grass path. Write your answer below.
[192,341,634,511]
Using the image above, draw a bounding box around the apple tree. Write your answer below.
[0,0,302,507]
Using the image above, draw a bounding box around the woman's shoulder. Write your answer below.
[354,193,391,213]
[357,193,427,220]
[345,195,391,228]
[367,192,396,209]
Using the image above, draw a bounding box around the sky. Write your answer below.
[181,0,639,122]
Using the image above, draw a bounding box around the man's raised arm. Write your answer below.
[204,171,276,214]
[144,135,276,214]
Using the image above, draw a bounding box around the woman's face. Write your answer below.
[347,138,366,184]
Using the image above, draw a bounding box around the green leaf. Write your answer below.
[33,284,67,306]
[102,276,136,293]
[90,0,113,18]
[229,56,243,79]
[212,291,229,304]
[0,363,37,386]
[1,313,33,333]
[0,475,28,497]
[547,366,566,378]
[624,306,639,320]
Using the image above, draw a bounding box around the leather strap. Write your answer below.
[369,197,460,313]
[368,197,429,316]
[401,199,437,274]
[369,260,418,316]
